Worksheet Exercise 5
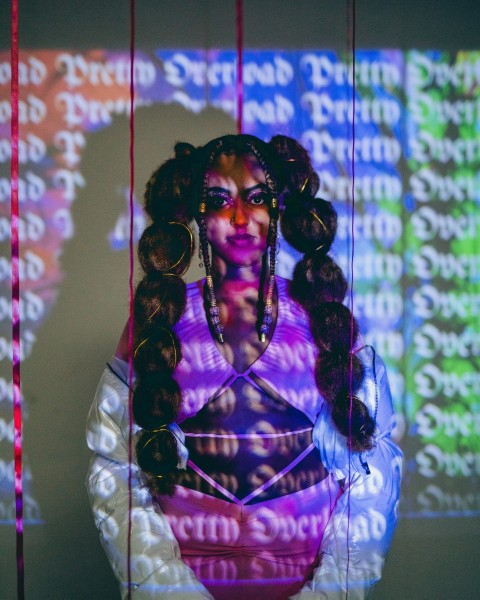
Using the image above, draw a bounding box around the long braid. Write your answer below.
[260,216,277,341]
[132,143,196,495]
[244,137,279,341]
[197,138,226,342]
[269,134,375,452]
[198,215,224,342]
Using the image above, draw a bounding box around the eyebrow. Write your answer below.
[206,183,269,195]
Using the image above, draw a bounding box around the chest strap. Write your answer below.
[187,441,315,506]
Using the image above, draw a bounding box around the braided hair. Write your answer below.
[133,142,196,495]
[269,135,375,452]
[132,134,374,497]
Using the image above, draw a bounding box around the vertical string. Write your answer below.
[236,0,244,133]
[127,0,136,596]
[348,0,357,446]
[10,1,24,598]
[345,0,356,596]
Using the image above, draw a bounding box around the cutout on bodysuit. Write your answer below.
[179,375,328,504]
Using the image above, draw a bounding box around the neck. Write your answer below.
[206,253,276,346]
[211,255,265,300]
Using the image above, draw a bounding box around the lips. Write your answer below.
[227,233,255,247]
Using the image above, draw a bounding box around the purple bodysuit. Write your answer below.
[159,277,341,598]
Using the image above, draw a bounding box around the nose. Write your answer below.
[230,201,249,227]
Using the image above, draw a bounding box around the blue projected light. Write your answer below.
[0,48,479,523]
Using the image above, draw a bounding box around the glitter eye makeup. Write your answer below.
[206,188,233,210]
[206,184,271,211]
[244,186,271,206]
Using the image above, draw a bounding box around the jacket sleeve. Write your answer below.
[86,359,214,599]
[291,348,403,600]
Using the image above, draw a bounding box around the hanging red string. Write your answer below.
[345,0,356,595]
[236,0,244,133]
[127,0,136,596]
[10,0,24,598]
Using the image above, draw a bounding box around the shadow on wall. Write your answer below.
[9,104,234,600]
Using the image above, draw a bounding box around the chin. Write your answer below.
[225,250,266,267]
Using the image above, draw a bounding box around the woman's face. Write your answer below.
[204,153,271,269]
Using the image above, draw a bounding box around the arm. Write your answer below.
[86,358,213,599]
[291,349,403,599]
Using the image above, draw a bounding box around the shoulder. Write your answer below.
[277,275,311,327]
[185,278,203,293]
[184,278,205,312]
[175,279,205,337]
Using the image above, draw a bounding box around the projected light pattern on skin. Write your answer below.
[204,154,271,269]
[179,377,328,502]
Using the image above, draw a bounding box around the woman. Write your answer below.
[86,134,402,599]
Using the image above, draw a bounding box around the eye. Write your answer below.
[206,189,232,210]
[245,192,270,206]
